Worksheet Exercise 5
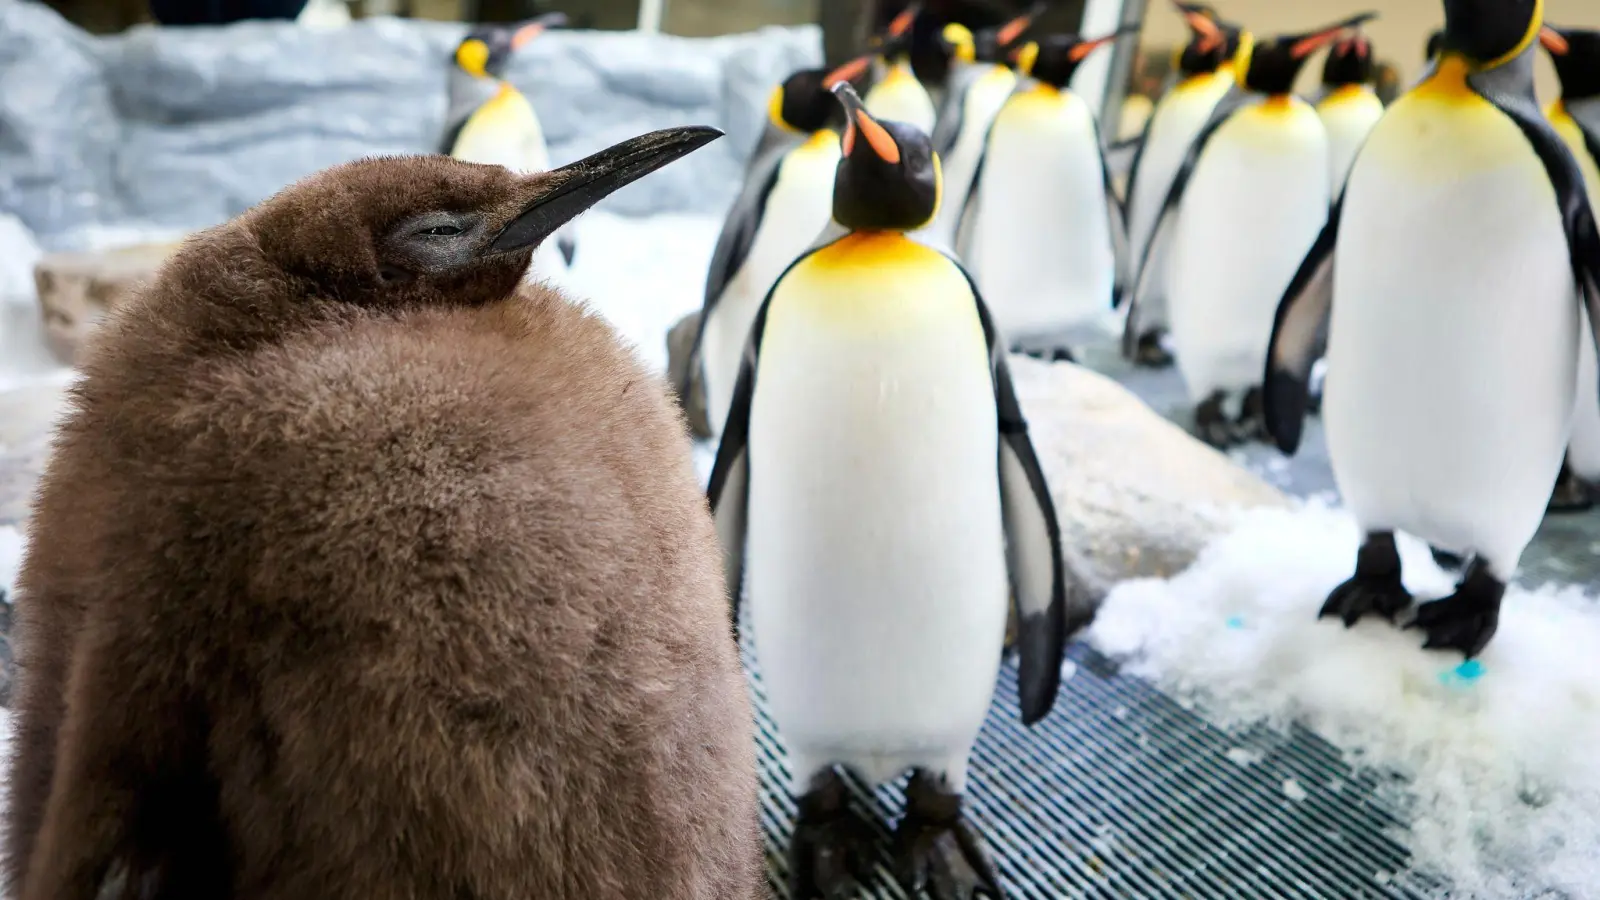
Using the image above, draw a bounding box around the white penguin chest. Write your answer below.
[969,85,1115,337]
[701,134,840,434]
[1323,73,1578,572]
[1169,97,1331,399]
[1127,73,1231,256]
[865,61,937,135]
[1317,86,1385,190]
[450,86,550,174]
[928,66,1016,241]
[743,233,1010,776]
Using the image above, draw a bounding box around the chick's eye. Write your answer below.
[422,224,463,236]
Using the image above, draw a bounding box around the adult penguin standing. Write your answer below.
[1540,24,1600,512]
[1135,13,1375,447]
[710,82,1088,900]
[863,4,939,136]
[1264,1,1600,658]
[1121,1,1244,368]
[443,14,577,274]
[1316,25,1386,196]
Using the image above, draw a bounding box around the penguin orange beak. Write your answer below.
[1173,1,1225,53]
[825,55,873,87]
[832,82,901,165]
[996,4,1044,48]
[487,126,723,255]
[887,3,920,39]
[1069,30,1129,62]
[1541,26,1572,55]
[1290,12,1379,60]
[511,13,564,49]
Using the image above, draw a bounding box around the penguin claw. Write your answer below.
[892,813,1004,900]
[1405,559,1504,658]
[788,807,877,900]
[1318,575,1411,627]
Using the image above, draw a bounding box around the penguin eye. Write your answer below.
[421,225,464,237]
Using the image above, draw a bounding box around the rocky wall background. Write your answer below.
[0,0,819,251]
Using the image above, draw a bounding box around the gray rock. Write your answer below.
[0,0,819,249]
[1009,356,1291,600]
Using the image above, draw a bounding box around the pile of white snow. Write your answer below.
[1091,502,1600,899]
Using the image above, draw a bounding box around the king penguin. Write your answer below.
[1541,24,1600,512]
[1316,26,1386,196]
[684,62,865,439]
[863,5,939,136]
[444,14,577,275]
[708,81,1085,900]
[1120,1,1244,368]
[918,6,1041,247]
[953,31,1129,361]
[1263,0,1600,658]
[1134,13,1373,447]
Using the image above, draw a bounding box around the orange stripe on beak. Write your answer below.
[888,4,918,38]
[1290,28,1345,60]
[511,23,544,49]
[1542,26,1572,55]
[997,12,1033,47]
[853,110,900,163]
[1184,11,1224,53]
[825,56,872,86]
[1069,33,1119,63]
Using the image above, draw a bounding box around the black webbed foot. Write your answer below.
[893,771,1003,900]
[1407,558,1504,658]
[1234,386,1268,443]
[1194,391,1238,449]
[1132,329,1173,368]
[788,769,877,900]
[1320,531,1411,627]
[1548,460,1595,513]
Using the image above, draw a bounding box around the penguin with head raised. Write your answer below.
[1121,0,1245,369]
[680,60,867,439]
[709,82,1088,900]
[1264,1,1600,658]
[3,127,768,900]
[1539,24,1600,513]
[443,13,577,274]
[862,4,939,136]
[953,29,1131,361]
[918,5,1043,247]
[1316,25,1385,195]
[1133,12,1374,448]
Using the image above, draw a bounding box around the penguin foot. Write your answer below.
[1407,558,1504,658]
[892,771,1003,900]
[1547,463,1595,513]
[1236,386,1268,443]
[1320,531,1411,627]
[789,770,877,900]
[1193,392,1239,449]
[1132,330,1173,368]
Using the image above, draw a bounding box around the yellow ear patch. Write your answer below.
[1483,0,1544,70]
[1232,31,1255,82]
[768,85,800,134]
[455,38,490,78]
[943,23,977,63]
[1015,41,1040,76]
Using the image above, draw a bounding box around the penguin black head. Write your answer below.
[962,3,1045,66]
[1171,1,1240,76]
[1439,0,1541,69]
[829,82,939,232]
[1426,28,1446,62]
[454,12,567,80]
[1541,25,1600,102]
[1014,30,1128,90]
[870,3,921,63]
[1239,13,1378,95]
[1322,31,1376,88]
[246,127,720,310]
[768,61,870,135]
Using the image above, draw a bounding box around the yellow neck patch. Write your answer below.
[1547,99,1571,123]
[456,39,489,78]
[799,128,838,152]
[1414,55,1477,103]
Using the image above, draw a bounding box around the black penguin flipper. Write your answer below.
[1129,89,1250,306]
[940,251,1085,726]
[1089,116,1130,309]
[1263,197,1342,455]
[440,117,468,157]
[1119,110,1156,238]
[1470,78,1600,414]
[930,76,968,159]
[687,158,784,399]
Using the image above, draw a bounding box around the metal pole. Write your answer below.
[1098,0,1149,136]
[637,0,665,32]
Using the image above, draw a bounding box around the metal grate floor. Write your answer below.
[747,638,1445,899]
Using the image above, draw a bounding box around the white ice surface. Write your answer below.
[1091,501,1600,899]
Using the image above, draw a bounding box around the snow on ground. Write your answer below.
[1091,501,1600,899]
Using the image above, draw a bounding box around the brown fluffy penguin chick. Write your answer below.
[5,127,766,900]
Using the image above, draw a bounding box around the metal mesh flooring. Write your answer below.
[747,638,1445,899]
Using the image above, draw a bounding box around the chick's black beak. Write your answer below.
[1291,12,1379,59]
[486,126,723,255]
[831,82,901,164]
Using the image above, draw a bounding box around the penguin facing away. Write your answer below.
[863,5,939,136]
[1540,24,1600,512]
[919,6,1042,247]
[955,31,1130,361]
[1120,0,1244,369]
[1134,13,1373,448]
[444,14,577,272]
[684,61,866,440]
[1263,1,1600,658]
[709,82,1086,900]
[1316,28,1386,196]
[4,128,768,900]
